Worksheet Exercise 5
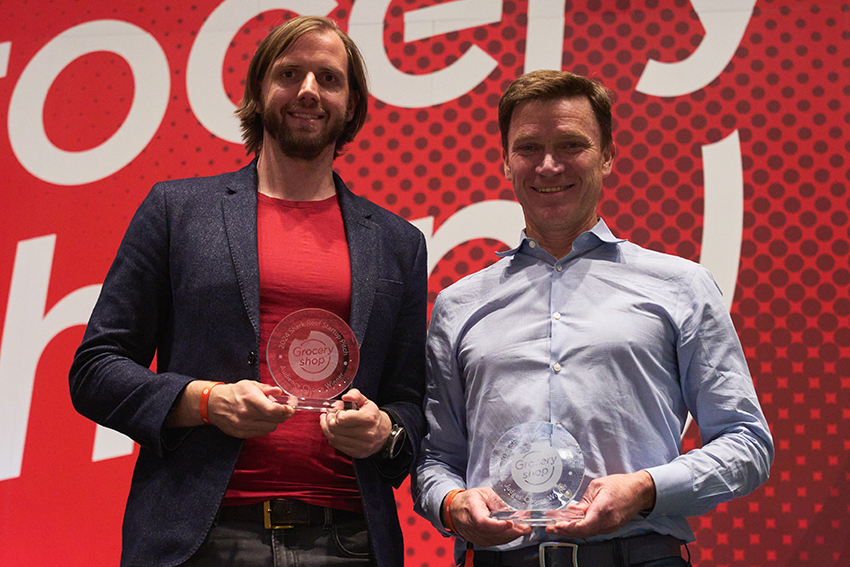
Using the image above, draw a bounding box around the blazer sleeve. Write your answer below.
[369,227,429,486]
[68,183,195,455]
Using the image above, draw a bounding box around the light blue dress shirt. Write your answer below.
[413,219,773,554]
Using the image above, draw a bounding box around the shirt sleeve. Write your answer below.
[412,292,470,535]
[647,266,774,518]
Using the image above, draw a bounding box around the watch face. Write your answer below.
[384,424,406,458]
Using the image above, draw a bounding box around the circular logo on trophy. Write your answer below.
[287,331,339,382]
[267,309,359,402]
[510,441,564,493]
[490,421,584,512]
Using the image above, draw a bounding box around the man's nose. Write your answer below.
[298,72,319,102]
[537,152,565,174]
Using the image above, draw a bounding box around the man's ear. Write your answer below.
[601,141,616,176]
[502,151,512,181]
[347,92,359,123]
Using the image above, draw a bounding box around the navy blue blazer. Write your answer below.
[70,161,427,567]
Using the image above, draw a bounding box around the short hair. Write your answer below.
[235,16,369,157]
[498,70,613,153]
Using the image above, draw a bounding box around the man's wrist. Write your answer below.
[637,469,657,516]
[166,380,219,429]
[441,489,465,533]
[200,382,225,424]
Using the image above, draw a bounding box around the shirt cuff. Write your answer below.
[644,461,694,517]
[425,481,466,536]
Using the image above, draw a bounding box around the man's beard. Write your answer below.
[262,104,347,161]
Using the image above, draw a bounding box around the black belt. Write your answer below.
[217,499,363,530]
[474,533,684,567]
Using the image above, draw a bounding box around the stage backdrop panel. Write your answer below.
[1,1,847,565]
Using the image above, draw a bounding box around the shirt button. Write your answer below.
[556,265,564,272]
[529,240,537,248]
[247,351,258,366]
[553,363,562,373]
[553,312,561,320]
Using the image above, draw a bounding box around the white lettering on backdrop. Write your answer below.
[635,0,757,96]
[348,0,501,108]
[4,2,753,184]
[7,20,170,186]
[0,236,105,481]
[0,41,10,78]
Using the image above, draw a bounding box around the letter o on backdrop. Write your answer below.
[8,20,170,186]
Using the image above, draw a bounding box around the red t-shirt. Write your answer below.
[222,192,361,512]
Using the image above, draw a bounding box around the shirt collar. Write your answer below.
[496,218,625,261]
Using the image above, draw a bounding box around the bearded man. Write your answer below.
[70,16,426,567]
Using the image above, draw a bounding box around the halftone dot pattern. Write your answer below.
[8,0,848,566]
[427,239,510,304]
[44,53,134,152]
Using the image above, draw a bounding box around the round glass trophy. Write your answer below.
[489,421,585,525]
[266,308,359,411]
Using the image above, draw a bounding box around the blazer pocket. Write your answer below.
[375,278,404,298]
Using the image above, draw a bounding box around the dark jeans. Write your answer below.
[180,508,376,567]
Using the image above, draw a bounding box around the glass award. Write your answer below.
[266,308,359,411]
[489,421,585,525]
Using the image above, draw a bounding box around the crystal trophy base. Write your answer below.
[489,421,585,525]
[267,309,360,412]
[272,394,358,412]
[490,506,585,526]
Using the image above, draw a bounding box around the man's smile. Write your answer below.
[532,184,574,193]
[287,106,325,121]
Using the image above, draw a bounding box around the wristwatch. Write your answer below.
[381,416,407,459]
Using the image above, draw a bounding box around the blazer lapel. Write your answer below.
[222,163,261,341]
[337,175,378,346]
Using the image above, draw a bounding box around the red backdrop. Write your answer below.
[1,1,848,565]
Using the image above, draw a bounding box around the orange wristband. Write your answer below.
[199,382,224,424]
[443,488,465,534]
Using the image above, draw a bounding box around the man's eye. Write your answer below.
[560,142,586,151]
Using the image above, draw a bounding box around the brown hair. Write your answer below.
[498,70,613,153]
[235,16,369,157]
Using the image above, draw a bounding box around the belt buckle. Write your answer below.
[539,542,579,567]
[263,501,295,530]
